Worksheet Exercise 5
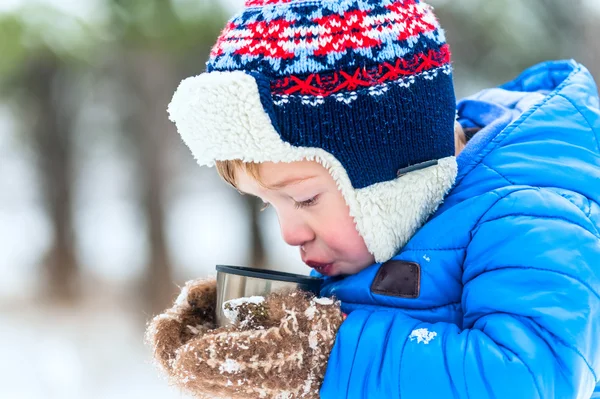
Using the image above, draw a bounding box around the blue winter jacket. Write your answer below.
[318,60,600,399]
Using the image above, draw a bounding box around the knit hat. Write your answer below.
[168,0,458,263]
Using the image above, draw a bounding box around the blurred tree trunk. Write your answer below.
[26,54,79,301]
[125,50,177,314]
[583,9,600,83]
[537,0,583,55]
[247,196,266,268]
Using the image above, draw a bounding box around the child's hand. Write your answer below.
[146,281,343,399]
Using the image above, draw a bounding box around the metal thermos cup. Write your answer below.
[215,265,323,327]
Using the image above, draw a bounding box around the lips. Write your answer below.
[305,261,334,276]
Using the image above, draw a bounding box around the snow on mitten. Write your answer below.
[145,278,217,373]
[172,290,342,399]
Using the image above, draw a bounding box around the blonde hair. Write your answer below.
[454,121,467,155]
[216,159,262,189]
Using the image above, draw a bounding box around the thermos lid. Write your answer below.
[215,265,322,294]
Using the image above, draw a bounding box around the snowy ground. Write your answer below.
[0,296,194,399]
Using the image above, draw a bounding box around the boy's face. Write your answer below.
[236,160,375,276]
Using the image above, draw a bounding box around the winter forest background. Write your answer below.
[0,0,599,398]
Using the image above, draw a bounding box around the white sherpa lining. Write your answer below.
[168,71,457,262]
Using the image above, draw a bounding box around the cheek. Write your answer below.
[317,206,369,256]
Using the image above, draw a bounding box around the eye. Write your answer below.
[294,195,320,209]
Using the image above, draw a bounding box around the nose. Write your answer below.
[278,215,315,248]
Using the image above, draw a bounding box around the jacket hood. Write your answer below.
[446,59,600,211]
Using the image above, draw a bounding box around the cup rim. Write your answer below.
[216,264,322,284]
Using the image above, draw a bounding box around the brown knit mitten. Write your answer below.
[146,280,343,399]
[145,278,218,373]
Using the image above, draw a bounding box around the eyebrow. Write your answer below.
[264,175,318,189]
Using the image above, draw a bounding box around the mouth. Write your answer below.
[304,261,334,276]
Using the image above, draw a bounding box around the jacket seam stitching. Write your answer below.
[462,329,472,399]
[523,315,599,383]
[441,326,461,398]
[479,325,543,398]
[480,162,515,185]
[477,212,600,240]
[344,300,461,312]
[404,247,467,252]
[379,314,395,396]
[555,192,597,228]
[469,188,534,239]
[556,93,600,153]
[463,265,600,305]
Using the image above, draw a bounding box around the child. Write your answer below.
[146,0,600,398]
